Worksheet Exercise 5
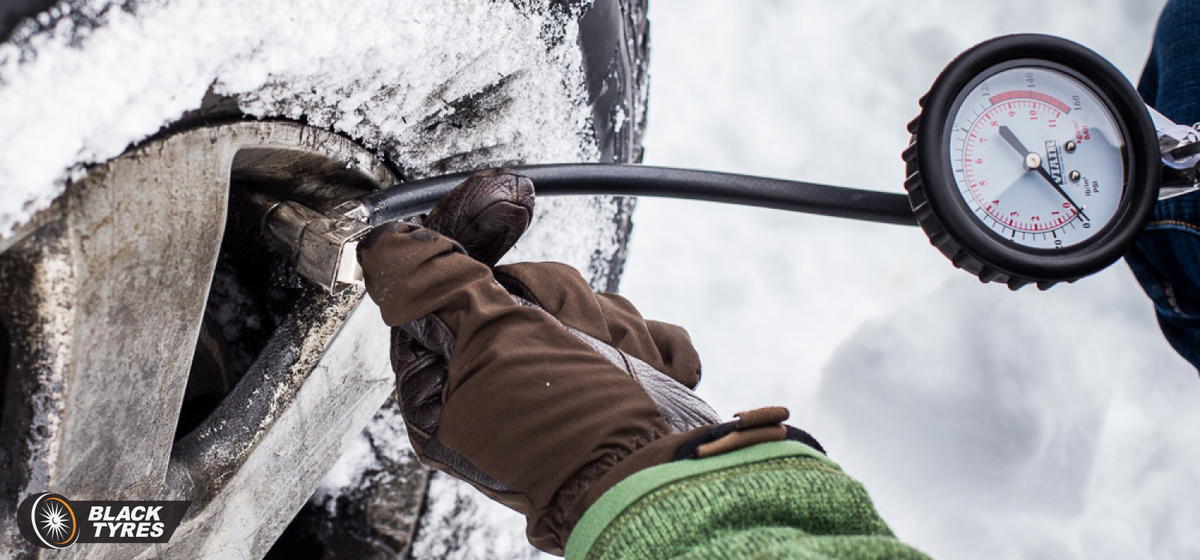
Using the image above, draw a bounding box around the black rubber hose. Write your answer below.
[357,163,918,227]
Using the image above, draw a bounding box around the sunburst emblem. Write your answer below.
[17,493,79,549]
[39,500,73,541]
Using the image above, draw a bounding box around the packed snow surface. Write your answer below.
[0,0,598,239]
[623,1,1200,559]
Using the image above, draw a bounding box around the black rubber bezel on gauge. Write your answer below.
[912,34,1159,286]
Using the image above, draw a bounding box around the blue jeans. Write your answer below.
[1126,0,1200,372]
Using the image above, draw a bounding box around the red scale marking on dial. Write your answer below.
[988,90,1071,113]
[962,97,1076,233]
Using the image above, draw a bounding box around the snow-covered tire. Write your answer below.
[0,1,648,558]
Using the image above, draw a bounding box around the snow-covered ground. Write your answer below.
[623,1,1200,559]
[0,0,600,239]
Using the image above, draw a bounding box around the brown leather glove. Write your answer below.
[359,222,818,554]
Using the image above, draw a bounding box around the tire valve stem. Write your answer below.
[240,191,371,294]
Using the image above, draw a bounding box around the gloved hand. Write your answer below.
[357,169,822,553]
[358,223,823,554]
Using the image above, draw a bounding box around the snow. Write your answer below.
[0,0,598,239]
[410,472,545,560]
[622,0,1200,559]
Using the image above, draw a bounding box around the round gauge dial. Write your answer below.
[905,34,1161,289]
[950,67,1126,249]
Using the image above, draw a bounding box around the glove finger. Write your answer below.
[390,327,448,446]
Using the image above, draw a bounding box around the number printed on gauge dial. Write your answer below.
[951,66,1126,249]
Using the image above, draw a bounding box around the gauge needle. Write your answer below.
[997,125,1089,222]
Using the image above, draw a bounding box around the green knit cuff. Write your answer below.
[565,440,836,560]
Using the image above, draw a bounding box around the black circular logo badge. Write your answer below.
[17,492,80,549]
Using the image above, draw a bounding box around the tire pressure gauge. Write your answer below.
[904,34,1161,289]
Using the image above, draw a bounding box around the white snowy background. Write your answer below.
[622,1,1200,559]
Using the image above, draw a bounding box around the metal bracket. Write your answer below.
[1148,105,1200,200]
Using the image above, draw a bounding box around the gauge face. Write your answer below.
[908,34,1160,288]
[947,66,1127,249]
